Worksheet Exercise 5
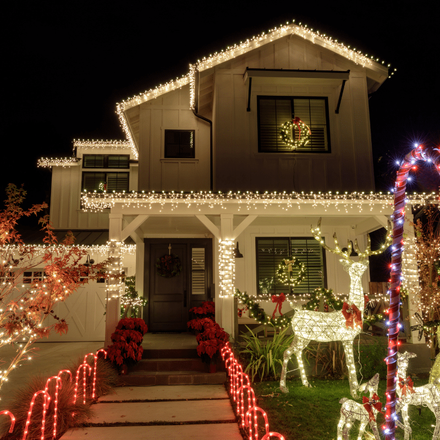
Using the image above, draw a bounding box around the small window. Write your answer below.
[22,271,44,284]
[256,237,326,296]
[165,130,195,158]
[258,96,330,153]
[82,172,129,192]
[83,154,129,169]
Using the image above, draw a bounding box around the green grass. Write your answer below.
[253,378,437,440]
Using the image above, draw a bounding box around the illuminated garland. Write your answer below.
[276,257,306,287]
[280,118,312,149]
[302,287,342,311]
[234,289,291,328]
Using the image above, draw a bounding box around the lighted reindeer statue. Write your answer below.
[397,351,440,440]
[337,373,383,440]
[280,219,391,398]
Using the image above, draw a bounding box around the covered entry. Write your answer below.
[144,238,213,332]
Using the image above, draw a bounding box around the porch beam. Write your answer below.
[354,216,386,235]
[233,215,258,238]
[195,214,220,238]
[121,215,149,242]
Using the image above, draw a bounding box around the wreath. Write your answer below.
[276,257,306,289]
[234,289,292,329]
[303,287,342,312]
[280,117,312,149]
[156,254,182,278]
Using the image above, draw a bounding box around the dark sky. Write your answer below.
[2,1,439,209]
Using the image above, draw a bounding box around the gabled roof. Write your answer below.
[115,20,393,159]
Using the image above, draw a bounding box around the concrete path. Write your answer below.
[62,385,243,440]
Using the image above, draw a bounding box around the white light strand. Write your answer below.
[80,190,439,213]
[219,239,235,298]
[37,158,80,168]
[0,244,135,257]
[106,241,124,300]
[73,139,132,150]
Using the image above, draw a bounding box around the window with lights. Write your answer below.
[258,96,330,153]
[256,237,326,296]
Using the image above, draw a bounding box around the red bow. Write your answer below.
[271,293,286,318]
[292,117,311,141]
[362,394,383,422]
[342,303,362,328]
[398,376,415,396]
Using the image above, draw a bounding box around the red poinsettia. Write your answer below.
[191,317,229,362]
[107,318,148,367]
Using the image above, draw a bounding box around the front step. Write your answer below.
[123,347,226,386]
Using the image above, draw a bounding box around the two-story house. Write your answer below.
[40,22,430,347]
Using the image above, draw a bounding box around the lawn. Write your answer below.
[252,378,437,439]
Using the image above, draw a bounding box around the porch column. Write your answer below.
[105,214,124,348]
[219,214,235,338]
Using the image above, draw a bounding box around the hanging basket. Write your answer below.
[156,254,182,278]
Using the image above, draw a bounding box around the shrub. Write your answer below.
[240,325,294,382]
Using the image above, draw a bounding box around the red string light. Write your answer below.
[22,390,51,440]
[44,376,62,439]
[0,410,15,433]
[73,362,92,405]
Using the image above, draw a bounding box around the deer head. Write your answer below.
[311,218,392,274]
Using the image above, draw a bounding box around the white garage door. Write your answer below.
[46,282,107,342]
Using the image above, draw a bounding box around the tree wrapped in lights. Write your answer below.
[280,218,392,398]
[0,184,106,393]
[409,206,440,357]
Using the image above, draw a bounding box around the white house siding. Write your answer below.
[206,35,374,193]
[137,86,211,192]
[49,148,137,230]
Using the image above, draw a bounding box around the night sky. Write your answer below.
[2,1,439,210]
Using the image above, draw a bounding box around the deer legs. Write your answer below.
[341,341,359,398]
[280,336,311,393]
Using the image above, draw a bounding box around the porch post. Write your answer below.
[219,214,235,339]
[105,214,124,348]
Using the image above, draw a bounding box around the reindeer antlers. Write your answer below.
[311,218,392,261]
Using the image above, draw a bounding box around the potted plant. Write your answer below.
[107,317,148,374]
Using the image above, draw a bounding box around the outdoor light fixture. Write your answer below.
[234,242,243,258]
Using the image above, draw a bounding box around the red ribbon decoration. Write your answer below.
[398,376,415,396]
[271,293,286,318]
[363,394,383,422]
[292,117,311,141]
[342,302,362,328]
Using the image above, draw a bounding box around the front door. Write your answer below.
[145,239,212,332]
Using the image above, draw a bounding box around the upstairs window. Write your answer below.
[83,154,129,168]
[164,130,195,158]
[256,237,326,296]
[258,96,330,153]
[82,172,129,192]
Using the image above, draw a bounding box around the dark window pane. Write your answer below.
[107,173,129,192]
[165,130,195,158]
[83,155,105,168]
[82,172,106,191]
[108,155,129,168]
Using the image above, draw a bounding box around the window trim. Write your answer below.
[257,96,331,154]
[255,236,327,296]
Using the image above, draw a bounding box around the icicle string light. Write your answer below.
[37,158,80,168]
[385,145,440,440]
[81,190,438,213]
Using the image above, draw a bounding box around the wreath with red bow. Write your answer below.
[156,254,182,278]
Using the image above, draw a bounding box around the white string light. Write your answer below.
[219,239,235,298]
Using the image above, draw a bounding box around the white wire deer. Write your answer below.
[397,351,440,440]
[337,373,383,440]
[280,219,391,398]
